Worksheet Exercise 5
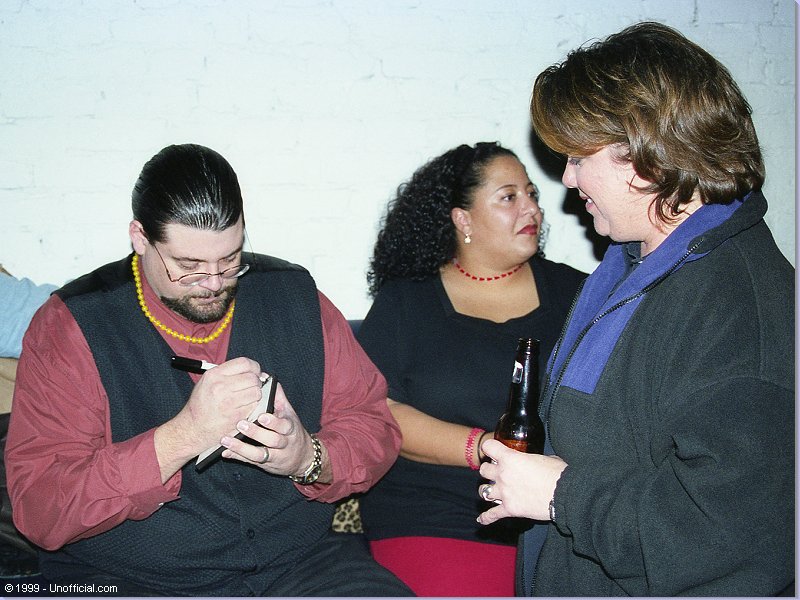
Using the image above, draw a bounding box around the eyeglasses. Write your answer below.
[150,241,250,287]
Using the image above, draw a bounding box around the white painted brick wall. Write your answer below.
[1,0,794,318]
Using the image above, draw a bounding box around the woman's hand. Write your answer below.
[476,438,567,524]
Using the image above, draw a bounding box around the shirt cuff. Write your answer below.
[114,429,181,515]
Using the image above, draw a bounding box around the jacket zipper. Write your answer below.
[531,242,699,596]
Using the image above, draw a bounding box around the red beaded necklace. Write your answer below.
[452,259,524,282]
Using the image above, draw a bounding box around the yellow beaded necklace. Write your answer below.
[132,253,235,344]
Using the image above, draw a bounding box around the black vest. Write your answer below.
[43,254,333,595]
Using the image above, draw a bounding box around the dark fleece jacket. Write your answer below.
[526,191,794,596]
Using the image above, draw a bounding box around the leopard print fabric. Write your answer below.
[331,497,362,533]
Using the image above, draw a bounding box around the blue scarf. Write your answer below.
[546,198,742,400]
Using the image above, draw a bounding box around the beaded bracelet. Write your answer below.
[465,427,485,470]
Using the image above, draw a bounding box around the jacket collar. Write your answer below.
[689,190,766,256]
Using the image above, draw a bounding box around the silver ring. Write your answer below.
[258,447,270,464]
[480,484,494,502]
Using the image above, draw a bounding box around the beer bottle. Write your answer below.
[494,337,545,454]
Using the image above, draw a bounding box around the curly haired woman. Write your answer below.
[357,142,585,596]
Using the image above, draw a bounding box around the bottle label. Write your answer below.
[512,361,523,383]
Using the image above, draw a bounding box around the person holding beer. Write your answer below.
[477,22,794,596]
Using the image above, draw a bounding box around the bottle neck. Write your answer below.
[507,373,536,414]
[507,343,540,414]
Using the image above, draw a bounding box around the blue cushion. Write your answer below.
[347,320,363,337]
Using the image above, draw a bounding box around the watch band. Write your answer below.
[288,433,322,485]
[548,498,556,522]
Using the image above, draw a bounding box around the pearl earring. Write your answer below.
[464,233,471,244]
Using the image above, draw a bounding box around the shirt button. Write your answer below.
[246,528,255,539]
[233,473,242,481]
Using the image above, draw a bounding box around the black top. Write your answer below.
[358,255,585,544]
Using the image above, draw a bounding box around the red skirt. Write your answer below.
[369,536,516,597]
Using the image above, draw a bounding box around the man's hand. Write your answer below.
[220,382,332,484]
[154,357,265,481]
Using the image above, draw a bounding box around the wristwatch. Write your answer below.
[548,498,556,522]
[289,434,323,485]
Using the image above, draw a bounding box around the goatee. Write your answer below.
[161,284,238,324]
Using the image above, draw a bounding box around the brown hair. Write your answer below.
[530,21,764,223]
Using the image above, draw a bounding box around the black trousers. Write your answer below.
[267,532,413,597]
[41,532,413,597]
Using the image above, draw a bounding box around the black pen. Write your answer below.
[171,356,217,374]
[171,356,270,386]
